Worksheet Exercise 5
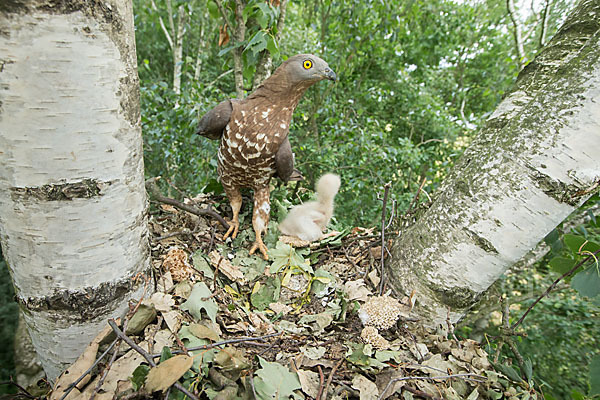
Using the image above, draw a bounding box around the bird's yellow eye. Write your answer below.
[303,59,313,69]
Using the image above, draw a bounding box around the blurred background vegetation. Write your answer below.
[2,0,599,397]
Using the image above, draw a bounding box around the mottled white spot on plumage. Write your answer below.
[257,133,265,140]
[280,123,287,129]
[255,216,265,230]
[241,110,246,117]
[262,110,270,119]
[260,202,270,214]
[247,153,260,159]
[247,141,256,147]
[234,161,244,168]
[234,119,241,127]
[235,133,243,140]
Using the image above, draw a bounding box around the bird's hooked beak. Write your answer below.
[323,67,337,82]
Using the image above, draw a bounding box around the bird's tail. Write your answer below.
[316,173,341,205]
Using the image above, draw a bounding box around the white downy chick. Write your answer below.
[278,173,341,242]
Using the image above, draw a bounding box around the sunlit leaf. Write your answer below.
[180,282,218,323]
[571,265,600,298]
[254,356,301,400]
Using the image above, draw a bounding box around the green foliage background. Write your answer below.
[2,0,598,398]
[137,0,575,227]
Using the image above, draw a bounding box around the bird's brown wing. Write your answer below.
[275,137,303,182]
[197,99,236,140]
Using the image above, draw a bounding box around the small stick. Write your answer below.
[316,366,325,400]
[151,332,282,358]
[59,338,119,400]
[145,177,229,229]
[321,359,344,400]
[0,380,36,399]
[512,249,600,330]
[379,182,391,295]
[403,385,441,400]
[108,319,199,400]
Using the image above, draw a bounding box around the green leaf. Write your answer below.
[255,2,273,29]
[129,364,150,391]
[549,256,576,276]
[571,265,600,298]
[250,279,281,311]
[491,361,523,383]
[564,234,587,254]
[245,31,268,55]
[266,34,279,59]
[524,358,533,383]
[180,282,218,323]
[192,250,213,279]
[570,390,585,400]
[590,355,600,395]
[159,346,173,363]
[254,356,301,400]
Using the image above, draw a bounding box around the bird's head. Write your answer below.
[281,54,337,85]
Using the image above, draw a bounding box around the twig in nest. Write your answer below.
[403,385,441,400]
[107,319,199,400]
[320,358,344,400]
[59,338,119,400]
[379,182,391,295]
[316,366,325,400]
[152,332,282,358]
[0,379,36,399]
[145,177,229,229]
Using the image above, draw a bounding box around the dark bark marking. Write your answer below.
[17,268,152,323]
[11,178,110,201]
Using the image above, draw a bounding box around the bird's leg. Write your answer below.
[223,187,242,240]
[249,187,270,260]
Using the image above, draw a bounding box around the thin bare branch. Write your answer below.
[150,0,174,49]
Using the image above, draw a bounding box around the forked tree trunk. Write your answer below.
[389,0,600,326]
[0,0,151,380]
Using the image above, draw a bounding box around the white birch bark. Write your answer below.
[389,0,600,327]
[0,0,151,380]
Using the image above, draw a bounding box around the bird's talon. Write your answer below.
[223,222,239,240]
[249,242,269,260]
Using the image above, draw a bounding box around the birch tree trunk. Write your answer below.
[0,0,151,381]
[389,0,600,327]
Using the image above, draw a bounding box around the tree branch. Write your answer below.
[108,319,199,400]
[150,0,174,49]
[145,177,229,229]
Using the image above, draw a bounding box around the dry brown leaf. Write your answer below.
[297,369,320,398]
[209,250,245,282]
[160,204,177,213]
[352,375,379,400]
[150,292,175,312]
[218,24,229,46]
[279,235,310,247]
[50,322,114,399]
[344,279,371,302]
[162,309,183,333]
[145,355,193,393]
[189,321,220,341]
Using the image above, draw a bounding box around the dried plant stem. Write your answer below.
[512,249,600,330]
[379,182,391,295]
[108,319,199,400]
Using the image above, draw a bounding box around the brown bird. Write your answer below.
[197,54,336,259]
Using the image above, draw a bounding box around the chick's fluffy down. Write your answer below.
[278,174,341,242]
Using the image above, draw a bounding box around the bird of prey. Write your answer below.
[279,173,341,242]
[197,54,336,259]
